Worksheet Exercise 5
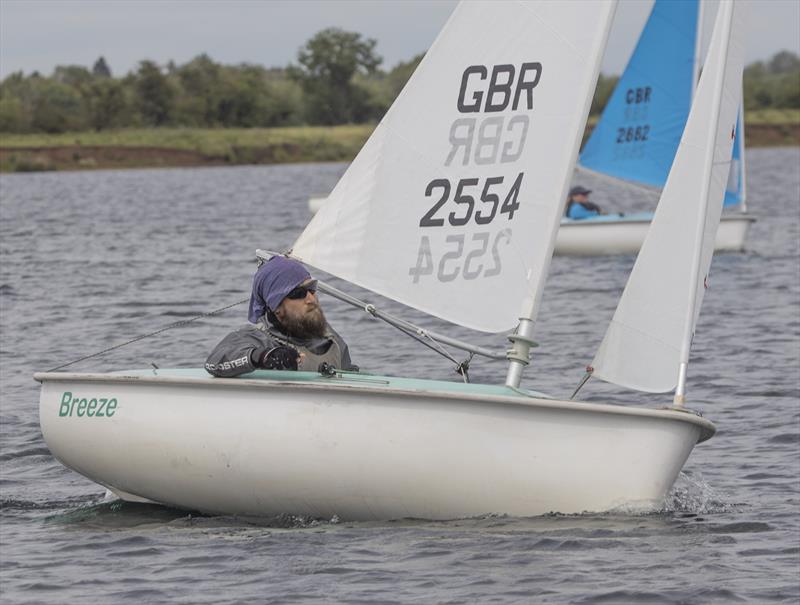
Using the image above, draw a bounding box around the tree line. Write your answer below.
[0,28,797,134]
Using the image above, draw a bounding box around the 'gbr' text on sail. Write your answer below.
[409,62,539,285]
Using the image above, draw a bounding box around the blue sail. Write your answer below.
[580,0,698,188]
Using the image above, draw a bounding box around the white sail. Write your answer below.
[590,0,746,393]
[292,0,616,333]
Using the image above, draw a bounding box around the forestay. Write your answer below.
[590,0,746,393]
[292,0,616,333]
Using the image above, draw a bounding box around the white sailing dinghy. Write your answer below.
[35,0,744,520]
[561,0,754,255]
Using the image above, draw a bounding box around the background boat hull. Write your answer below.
[37,371,714,520]
[556,214,755,256]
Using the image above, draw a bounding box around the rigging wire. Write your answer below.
[381,316,476,383]
[45,298,248,372]
[47,249,492,379]
[44,292,473,379]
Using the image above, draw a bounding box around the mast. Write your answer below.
[674,0,736,406]
[505,2,618,389]
[737,101,748,212]
[695,0,747,215]
[691,0,705,100]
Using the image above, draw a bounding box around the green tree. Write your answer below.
[743,51,800,109]
[0,96,27,132]
[773,71,800,108]
[0,72,33,132]
[87,79,127,130]
[52,65,94,90]
[353,53,426,121]
[744,61,767,109]
[386,53,423,98]
[92,56,112,78]
[175,54,222,125]
[29,78,87,132]
[768,51,800,74]
[133,60,174,126]
[288,28,382,125]
[218,64,269,127]
[261,76,303,126]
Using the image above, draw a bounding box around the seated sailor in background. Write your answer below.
[565,185,604,219]
[205,255,356,377]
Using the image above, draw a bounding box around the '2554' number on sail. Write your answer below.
[409,229,512,284]
[419,173,523,227]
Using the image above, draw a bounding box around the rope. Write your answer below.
[570,366,594,400]
[45,298,248,372]
[45,282,479,381]
[388,322,474,383]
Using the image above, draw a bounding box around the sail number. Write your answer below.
[419,173,522,227]
[409,229,512,283]
[616,125,650,143]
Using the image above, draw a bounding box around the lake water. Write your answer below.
[1,148,798,603]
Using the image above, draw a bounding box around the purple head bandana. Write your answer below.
[248,256,311,323]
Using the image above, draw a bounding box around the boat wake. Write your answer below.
[661,472,738,514]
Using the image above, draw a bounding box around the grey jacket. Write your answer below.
[204,320,356,378]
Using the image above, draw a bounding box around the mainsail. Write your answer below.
[292,0,616,333]
[590,0,746,393]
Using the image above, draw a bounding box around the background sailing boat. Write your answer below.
[560,0,755,256]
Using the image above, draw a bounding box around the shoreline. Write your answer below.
[1,122,798,173]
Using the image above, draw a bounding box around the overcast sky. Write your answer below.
[1,0,798,80]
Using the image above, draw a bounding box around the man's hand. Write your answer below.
[259,346,300,370]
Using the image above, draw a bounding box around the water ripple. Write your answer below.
[1,152,798,604]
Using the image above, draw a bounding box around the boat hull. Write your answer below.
[555,213,755,256]
[36,370,715,520]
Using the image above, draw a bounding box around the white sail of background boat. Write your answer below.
[35,0,744,520]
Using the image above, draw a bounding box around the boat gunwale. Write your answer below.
[561,213,756,227]
[34,370,716,442]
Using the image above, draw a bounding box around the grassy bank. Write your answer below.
[1,110,798,173]
[0,125,373,172]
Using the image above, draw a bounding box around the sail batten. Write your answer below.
[590,0,746,394]
[292,0,616,334]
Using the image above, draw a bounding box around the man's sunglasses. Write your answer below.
[285,281,318,300]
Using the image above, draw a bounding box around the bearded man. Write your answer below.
[205,256,356,377]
